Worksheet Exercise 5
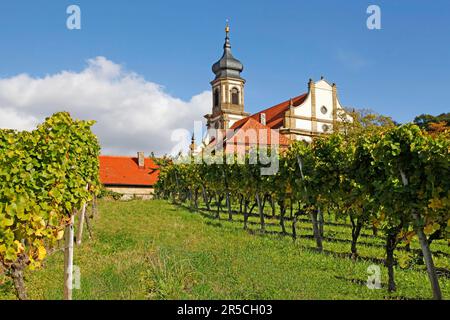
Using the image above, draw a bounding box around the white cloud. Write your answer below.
[0,57,211,156]
[0,107,38,131]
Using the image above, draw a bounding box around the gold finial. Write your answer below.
[225,19,230,35]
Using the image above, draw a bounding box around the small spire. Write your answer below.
[190,133,196,155]
[224,19,231,49]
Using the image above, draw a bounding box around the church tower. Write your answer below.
[205,23,249,130]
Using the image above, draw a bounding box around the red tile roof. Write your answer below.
[230,93,307,130]
[99,155,159,187]
[227,118,290,148]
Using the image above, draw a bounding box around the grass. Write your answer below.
[1,199,449,300]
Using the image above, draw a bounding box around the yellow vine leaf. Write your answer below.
[424,224,434,236]
[37,246,47,261]
[286,183,292,194]
[428,198,443,210]
[403,231,416,244]
[14,240,24,254]
[56,230,65,240]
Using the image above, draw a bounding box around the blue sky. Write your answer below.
[0,0,449,125]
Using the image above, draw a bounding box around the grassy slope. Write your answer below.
[1,199,449,300]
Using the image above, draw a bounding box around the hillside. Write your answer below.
[1,199,449,300]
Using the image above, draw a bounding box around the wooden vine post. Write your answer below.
[76,185,90,246]
[64,212,75,300]
[76,204,86,246]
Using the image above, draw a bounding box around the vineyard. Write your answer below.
[0,112,100,300]
[154,119,450,299]
[0,111,449,300]
[0,199,447,300]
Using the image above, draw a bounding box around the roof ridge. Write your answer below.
[230,93,307,130]
[100,155,154,159]
[253,93,307,116]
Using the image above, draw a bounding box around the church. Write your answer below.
[200,24,350,152]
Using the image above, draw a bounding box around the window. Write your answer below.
[322,124,330,132]
[321,106,328,114]
[213,89,219,108]
[260,113,266,125]
[231,88,239,105]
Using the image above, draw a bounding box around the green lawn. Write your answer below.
[1,199,449,300]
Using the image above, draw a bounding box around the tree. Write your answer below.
[414,113,450,130]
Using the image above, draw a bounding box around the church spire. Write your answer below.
[224,20,230,48]
[212,20,244,80]
[189,133,196,156]
[205,21,248,131]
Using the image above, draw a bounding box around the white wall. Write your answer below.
[292,79,348,134]
[228,114,245,128]
[294,94,312,117]
[295,119,312,131]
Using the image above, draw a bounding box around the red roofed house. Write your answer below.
[99,152,159,200]
[201,25,351,153]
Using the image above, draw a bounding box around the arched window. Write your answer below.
[213,89,219,108]
[231,88,239,105]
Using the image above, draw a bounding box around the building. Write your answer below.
[203,24,350,150]
[99,152,159,200]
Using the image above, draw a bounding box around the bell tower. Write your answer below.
[205,22,249,130]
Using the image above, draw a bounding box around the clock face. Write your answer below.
[321,106,328,114]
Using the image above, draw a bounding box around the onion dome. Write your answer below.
[212,23,244,80]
